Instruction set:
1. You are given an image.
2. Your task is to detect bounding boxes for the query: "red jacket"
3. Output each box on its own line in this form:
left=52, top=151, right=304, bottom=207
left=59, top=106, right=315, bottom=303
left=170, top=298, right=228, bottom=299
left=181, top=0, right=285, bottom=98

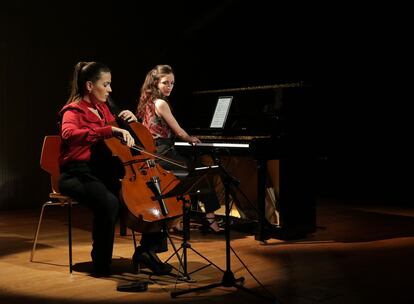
left=59, top=100, right=114, bottom=166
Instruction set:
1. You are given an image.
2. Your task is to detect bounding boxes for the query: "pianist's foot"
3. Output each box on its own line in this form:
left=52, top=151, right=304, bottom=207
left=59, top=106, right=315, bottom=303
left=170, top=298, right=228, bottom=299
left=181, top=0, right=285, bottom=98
left=200, top=214, right=224, bottom=234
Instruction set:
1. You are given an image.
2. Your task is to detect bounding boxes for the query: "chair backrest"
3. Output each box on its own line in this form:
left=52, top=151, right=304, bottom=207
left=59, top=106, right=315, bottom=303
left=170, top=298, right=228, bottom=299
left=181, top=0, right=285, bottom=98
left=40, top=135, right=61, bottom=193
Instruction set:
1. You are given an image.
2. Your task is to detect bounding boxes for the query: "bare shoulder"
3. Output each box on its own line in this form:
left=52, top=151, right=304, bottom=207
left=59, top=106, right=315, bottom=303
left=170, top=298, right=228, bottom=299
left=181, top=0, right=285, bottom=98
left=154, top=98, right=168, bottom=107
left=154, top=99, right=170, bottom=111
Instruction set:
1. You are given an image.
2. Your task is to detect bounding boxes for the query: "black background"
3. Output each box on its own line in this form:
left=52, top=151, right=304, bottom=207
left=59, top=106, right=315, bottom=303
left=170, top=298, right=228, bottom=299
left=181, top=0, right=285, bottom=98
left=0, top=1, right=411, bottom=209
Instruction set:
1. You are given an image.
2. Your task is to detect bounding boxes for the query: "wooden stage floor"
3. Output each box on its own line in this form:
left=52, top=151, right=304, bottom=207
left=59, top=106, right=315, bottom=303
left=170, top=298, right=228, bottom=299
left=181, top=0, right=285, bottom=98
left=0, top=198, right=413, bottom=304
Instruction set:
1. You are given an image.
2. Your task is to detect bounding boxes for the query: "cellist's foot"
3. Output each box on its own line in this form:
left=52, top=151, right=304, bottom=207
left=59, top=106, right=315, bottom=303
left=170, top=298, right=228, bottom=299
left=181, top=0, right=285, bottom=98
left=92, top=263, right=111, bottom=277
left=133, top=246, right=172, bottom=275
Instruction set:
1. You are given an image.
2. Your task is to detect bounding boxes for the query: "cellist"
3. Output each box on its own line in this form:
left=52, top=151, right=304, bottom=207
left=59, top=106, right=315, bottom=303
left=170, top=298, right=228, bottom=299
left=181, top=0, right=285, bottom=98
left=58, top=61, right=172, bottom=277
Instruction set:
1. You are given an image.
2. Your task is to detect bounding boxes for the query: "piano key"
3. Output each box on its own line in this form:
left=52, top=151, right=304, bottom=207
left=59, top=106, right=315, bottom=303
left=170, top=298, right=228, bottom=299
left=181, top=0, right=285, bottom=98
left=193, top=135, right=271, bottom=141
left=174, top=142, right=250, bottom=149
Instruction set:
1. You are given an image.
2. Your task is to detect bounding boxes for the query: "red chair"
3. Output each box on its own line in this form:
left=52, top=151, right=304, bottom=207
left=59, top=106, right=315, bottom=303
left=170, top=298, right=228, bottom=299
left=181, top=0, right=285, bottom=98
left=30, top=135, right=78, bottom=273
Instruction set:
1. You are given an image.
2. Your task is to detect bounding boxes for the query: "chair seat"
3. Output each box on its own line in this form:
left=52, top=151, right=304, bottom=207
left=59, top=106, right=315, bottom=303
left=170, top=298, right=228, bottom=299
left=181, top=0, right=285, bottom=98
left=49, top=192, right=78, bottom=204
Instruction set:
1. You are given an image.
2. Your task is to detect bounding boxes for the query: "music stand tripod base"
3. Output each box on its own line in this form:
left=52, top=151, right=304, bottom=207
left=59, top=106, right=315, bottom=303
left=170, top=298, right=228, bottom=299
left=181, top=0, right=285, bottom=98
left=170, top=158, right=280, bottom=303
left=160, top=166, right=224, bottom=284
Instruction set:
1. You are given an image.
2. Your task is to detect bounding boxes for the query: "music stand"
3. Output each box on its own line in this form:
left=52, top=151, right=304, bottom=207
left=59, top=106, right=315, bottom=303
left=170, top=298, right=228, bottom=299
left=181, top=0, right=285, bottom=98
left=170, top=157, right=281, bottom=303
left=159, top=165, right=225, bottom=282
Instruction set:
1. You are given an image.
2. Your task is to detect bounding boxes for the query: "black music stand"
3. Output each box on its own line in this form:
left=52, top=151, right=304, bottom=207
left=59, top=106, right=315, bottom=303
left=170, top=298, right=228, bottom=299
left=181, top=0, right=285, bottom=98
left=160, top=165, right=225, bottom=282
left=170, top=157, right=281, bottom=303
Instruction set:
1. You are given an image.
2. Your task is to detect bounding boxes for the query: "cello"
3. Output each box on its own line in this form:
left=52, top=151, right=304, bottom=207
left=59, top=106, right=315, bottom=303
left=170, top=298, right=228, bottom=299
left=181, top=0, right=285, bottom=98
left=104, top=99, right=188, bottom=233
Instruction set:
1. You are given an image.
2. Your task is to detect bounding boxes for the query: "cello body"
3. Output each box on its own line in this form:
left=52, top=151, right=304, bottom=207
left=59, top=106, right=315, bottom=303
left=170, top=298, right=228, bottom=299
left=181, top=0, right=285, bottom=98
left=105, top=121, right=184, bottom=232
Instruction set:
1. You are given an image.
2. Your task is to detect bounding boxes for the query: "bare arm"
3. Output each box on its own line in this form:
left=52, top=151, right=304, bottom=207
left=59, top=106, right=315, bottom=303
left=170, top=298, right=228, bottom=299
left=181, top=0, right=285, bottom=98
left=155, top=99, right=200, bottom=144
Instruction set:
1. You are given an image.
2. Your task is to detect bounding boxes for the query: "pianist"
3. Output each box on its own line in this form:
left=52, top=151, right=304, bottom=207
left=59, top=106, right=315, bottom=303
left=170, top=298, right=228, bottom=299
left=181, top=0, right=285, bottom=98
left=136, top=64, right=224, bottom=234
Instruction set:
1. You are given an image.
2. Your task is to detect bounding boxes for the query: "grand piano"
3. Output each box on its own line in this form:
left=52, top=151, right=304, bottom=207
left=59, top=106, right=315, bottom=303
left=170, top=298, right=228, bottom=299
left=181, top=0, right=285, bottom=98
left=174, top=82, right=316, bottom=241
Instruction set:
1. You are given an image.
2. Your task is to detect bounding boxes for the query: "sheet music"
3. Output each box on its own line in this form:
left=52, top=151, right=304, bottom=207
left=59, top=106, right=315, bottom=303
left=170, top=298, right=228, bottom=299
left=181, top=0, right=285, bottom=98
left=210, top=96, right=233, bottom=128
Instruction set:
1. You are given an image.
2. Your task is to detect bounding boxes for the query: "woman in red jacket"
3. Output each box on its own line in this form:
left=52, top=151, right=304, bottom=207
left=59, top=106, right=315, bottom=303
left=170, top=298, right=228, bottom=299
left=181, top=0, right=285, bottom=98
left=58, top=61, right=172, bottom=277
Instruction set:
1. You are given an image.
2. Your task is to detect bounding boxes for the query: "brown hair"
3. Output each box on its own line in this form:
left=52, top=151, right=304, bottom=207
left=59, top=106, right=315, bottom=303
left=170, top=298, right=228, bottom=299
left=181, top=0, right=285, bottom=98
left=66, top=61, right=111, bottom=104
left=136, top=64, right=173, bottom=119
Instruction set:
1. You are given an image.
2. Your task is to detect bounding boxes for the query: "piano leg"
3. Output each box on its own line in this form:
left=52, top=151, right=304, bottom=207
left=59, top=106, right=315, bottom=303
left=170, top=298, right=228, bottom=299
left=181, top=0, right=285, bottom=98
left=255, top=158, right=269, bottom=242
left=254, top=157, right=317, bottom=242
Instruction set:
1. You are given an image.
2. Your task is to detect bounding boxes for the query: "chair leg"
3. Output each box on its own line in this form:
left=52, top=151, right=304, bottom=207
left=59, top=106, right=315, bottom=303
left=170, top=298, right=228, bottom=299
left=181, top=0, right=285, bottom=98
left=31, top=203, right=48, bottom=261
left=68, top=202, right=73, bottom=274
left=30, top=201, right=61, bottom=262
left=31, top=200, right=75, bottom=274
left=120, top=217, right=127, bottom=236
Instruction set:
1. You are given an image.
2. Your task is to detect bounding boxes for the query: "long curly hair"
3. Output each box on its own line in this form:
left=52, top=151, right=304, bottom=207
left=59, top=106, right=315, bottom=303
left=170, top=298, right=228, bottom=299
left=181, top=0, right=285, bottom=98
left=136, top=64, right=173, bottom=119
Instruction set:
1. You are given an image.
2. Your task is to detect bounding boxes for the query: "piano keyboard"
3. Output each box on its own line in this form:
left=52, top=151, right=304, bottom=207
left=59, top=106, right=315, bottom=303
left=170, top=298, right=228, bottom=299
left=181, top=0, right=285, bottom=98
left=174, top=135, right=271, bottom=149
left=193, top=135, right=271, bottom=141
left=174, top=142, right=250, bottom=149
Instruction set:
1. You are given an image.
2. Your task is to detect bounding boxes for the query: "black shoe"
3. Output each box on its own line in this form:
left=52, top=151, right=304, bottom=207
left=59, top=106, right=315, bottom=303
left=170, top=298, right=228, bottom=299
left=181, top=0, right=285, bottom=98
left=117, top=281, right=148, bottom=292
left=92, top=264, right=111, bottom=277
left=132, top=247, right=173, bottom=275
left=91, top=250, right=111, bottom=277
left=199, top=217, right=225, bottom=235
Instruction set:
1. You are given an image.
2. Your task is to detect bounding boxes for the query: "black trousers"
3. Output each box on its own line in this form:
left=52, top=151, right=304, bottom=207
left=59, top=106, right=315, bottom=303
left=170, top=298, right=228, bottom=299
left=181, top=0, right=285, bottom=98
left=59, top=161, right=168, bottom=267
left=59, top=162, right=119, bottom=268
left=155, top=138, right=221, bottom=213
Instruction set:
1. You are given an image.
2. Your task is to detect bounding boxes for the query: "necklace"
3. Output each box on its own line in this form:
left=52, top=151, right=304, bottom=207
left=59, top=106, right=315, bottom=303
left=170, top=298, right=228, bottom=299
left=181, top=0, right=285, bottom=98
left=88, top=107, right=102, bottom=120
